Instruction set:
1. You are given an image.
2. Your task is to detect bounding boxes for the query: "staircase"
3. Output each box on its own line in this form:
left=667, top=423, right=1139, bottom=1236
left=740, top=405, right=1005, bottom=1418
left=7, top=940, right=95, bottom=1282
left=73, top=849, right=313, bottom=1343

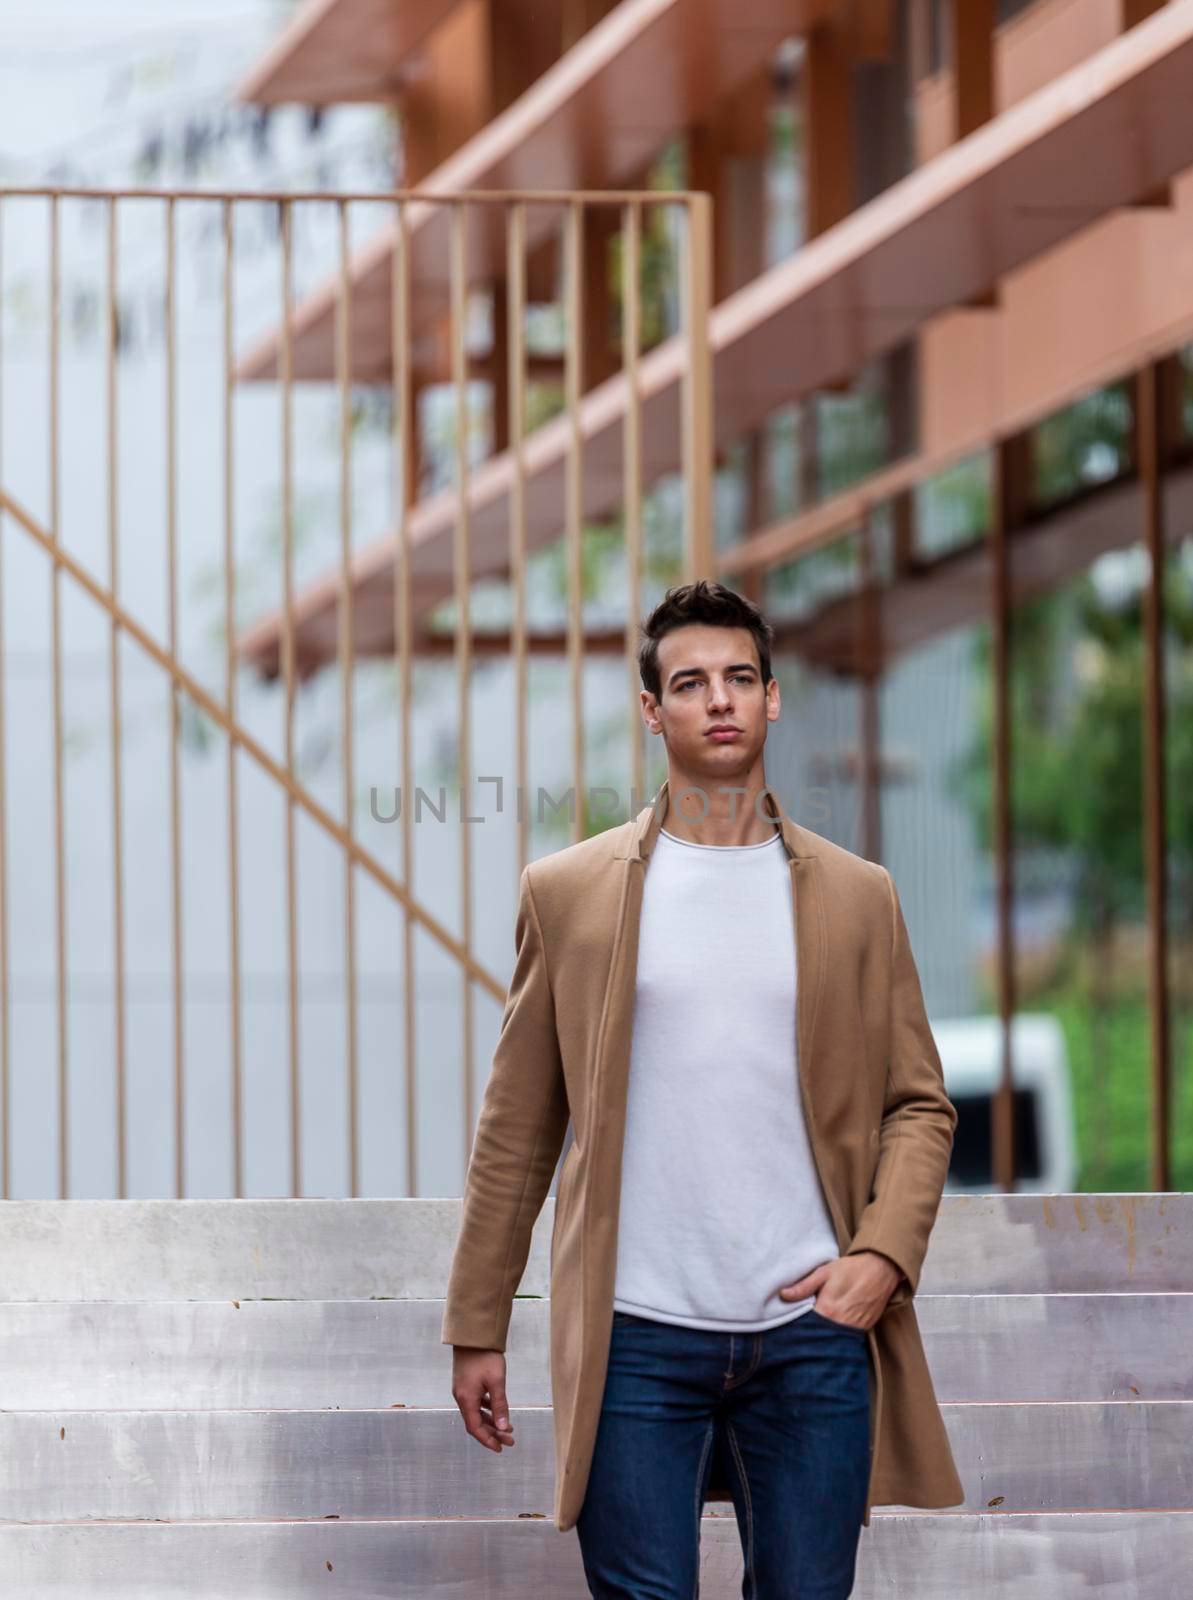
left=0, top=1193, right=1189, bottom=1595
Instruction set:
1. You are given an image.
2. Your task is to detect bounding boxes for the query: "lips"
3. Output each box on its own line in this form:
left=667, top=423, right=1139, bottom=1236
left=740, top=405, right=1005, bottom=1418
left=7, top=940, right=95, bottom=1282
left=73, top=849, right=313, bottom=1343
left=706, top=727, right=742, bottom=739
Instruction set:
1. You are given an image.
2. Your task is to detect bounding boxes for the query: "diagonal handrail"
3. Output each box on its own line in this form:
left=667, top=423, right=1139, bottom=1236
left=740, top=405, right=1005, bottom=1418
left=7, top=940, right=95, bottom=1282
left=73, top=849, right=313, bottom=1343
left=0, top=484, right=506, bottom=1003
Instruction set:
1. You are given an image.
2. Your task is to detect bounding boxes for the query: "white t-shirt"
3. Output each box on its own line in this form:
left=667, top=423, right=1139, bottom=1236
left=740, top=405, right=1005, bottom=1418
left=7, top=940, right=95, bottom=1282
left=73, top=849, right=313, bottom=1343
left=611, top=825, right=841, bottom=1331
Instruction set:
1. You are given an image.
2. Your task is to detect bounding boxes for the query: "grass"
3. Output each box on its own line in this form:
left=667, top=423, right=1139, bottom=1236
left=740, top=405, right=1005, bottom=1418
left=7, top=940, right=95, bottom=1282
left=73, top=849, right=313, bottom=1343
left=1035, top=984, right=1193, bottom=1190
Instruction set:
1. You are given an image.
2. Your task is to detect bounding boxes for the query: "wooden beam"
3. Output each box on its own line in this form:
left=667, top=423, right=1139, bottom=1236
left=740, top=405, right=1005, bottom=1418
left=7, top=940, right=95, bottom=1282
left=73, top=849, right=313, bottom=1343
left=491, top=0, right=558, bottom=113
left=990, top=432, right=1018, bottom=1193
left=689, top=63, right=773, bottom=299
left=998, top=429, right=1035, bottom=530
left=686, top=122, right=726, bottom=299
left=1134, top=361, right=1172, bottom=1192
left=845, top=0, right=898, bottom=61
left=681, top=194, right=715, bottom=582
left=721, top=61, right=774, bottom=159
left=581, top=204, right=621, bottom=389
left=890, top=489, right=916, bottom=576
left=952, top=0, right=995, bottom=138
left=398, top=0, right=494, bottom=185
left=736, top=429, right=769, bottom=604
left=1130, top=179, right=1175, bottom=208
left=804, top=21, right=854, bottom=238
left=561, top=0, right=619, bottom=53
left=1122, top=0, right=1168, bottom=27
left=490, top=278, right=510, bottom=454
left=399, top=0, right=566, bottom=186
left=856, top=511, right=883, bottom=862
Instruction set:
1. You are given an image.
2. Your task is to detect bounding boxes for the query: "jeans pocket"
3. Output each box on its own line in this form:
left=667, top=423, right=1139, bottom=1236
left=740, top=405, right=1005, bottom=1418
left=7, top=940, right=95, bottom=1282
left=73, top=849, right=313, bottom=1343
left=808, top=1305, right=868, bottom=1336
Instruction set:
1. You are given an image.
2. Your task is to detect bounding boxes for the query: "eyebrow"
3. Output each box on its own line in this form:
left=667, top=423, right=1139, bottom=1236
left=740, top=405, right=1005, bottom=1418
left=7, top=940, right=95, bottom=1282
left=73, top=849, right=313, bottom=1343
left=667, top=663, right=758, bottom=688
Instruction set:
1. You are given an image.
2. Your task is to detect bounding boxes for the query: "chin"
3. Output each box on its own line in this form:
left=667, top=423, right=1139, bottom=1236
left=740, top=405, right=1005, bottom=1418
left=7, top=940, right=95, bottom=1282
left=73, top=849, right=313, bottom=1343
left=693, top=744, right=753, bottom=770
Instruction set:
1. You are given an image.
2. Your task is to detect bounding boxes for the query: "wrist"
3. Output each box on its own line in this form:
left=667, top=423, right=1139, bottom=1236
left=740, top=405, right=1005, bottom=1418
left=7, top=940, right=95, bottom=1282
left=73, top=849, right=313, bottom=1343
left=857, top=1249, right=904, bottom=1285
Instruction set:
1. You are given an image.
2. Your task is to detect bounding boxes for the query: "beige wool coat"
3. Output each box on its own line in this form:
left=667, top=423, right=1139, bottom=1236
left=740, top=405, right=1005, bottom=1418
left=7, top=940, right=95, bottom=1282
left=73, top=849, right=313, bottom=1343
left=441, top=779, right=965, bottom=1533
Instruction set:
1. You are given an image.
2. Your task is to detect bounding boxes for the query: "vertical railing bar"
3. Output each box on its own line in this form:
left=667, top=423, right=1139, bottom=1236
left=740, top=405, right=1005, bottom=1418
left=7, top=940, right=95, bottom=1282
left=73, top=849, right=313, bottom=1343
left=107, top=196, right=127, bottom=1200
left=280, top=198, right=300, bottom=1198
left=990, top=440, right=1016, bottom=1193
left=0, top=475, right=509, bottom=986
left=856, top=509, right=882, bottom=863
left=48, top=194, right=70, bottom=1199
left=622, top=199, right=643, bottom=814
left=564, top=200, right=585, bottom=844
left=337, top=196, right=360, bottom=1197
left=507, top=202, right=528, bottom=885
left=392, top=198, right=417, bottom=1197
left=450, top=201, right=475, bottom=1162
left=165, top=195, right=185, bottom=1199
left=223, top=198, right=244, bottom=1198
left=1136, top=362, right=1172, bottom=1191
left=680, top=193, right=714, bottom=585
left=0, top=196, right=9, bottom=1198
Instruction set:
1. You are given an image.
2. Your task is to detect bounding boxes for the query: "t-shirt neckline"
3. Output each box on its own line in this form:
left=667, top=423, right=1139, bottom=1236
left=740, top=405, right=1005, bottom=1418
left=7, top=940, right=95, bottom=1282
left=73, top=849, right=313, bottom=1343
left=659, top=827, right=783, bottom=852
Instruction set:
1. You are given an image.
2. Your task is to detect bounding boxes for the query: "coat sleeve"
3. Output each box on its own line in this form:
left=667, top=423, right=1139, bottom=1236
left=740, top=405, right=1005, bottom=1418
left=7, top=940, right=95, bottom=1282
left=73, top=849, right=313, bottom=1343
left=440, top=864, right=570, bottom=1352
left=844, top=866, right=957, bottom=1303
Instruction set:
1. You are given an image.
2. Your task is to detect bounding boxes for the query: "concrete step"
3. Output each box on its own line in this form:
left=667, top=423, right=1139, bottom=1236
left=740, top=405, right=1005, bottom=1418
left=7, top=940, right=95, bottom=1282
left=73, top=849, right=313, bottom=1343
left=1, top=1292, right=1188, bottom=1408
left=1, top=1401, right=1189, bottom=1521
left=0, top=1512, right=1188, bottom=1597
left=0, top=1193, right=1188, bottom=1300
left=1, top=1195, right=1186, bottom=1597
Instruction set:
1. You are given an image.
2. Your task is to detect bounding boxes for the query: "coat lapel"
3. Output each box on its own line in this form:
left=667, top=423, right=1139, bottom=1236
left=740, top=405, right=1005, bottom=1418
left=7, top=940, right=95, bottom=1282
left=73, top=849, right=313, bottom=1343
left=613, top=775, right=817, bottom=863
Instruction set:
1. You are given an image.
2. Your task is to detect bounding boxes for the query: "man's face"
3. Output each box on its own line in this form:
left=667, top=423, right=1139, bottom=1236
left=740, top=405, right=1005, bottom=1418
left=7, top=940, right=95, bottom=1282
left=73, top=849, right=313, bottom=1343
left=643, top=624, right=780, bottom=785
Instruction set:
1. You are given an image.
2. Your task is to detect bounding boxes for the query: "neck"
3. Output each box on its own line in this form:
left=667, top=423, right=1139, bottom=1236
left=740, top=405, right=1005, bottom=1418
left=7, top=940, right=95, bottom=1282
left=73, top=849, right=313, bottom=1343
left=659, top=764, right=778, bottom=849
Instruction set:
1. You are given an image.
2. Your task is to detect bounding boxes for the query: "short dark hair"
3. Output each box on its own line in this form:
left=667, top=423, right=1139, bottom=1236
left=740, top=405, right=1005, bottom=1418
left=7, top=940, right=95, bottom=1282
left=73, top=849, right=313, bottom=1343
left=637, top=579, right=775, bottom=699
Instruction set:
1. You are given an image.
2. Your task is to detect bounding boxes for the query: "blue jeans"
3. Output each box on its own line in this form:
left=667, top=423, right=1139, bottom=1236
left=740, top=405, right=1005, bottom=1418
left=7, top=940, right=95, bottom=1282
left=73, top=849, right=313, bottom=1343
left=574, top=1305, right=871, bottom=1599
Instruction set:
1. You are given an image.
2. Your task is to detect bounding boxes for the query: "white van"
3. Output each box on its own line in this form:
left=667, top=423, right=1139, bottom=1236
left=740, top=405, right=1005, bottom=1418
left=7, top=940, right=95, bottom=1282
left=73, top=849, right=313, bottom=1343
left=930, top=1013, right=1077, bottom=1193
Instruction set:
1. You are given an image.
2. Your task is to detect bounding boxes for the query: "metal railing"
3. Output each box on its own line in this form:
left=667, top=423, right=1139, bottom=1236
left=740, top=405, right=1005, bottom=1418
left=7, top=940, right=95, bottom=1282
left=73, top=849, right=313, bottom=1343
left=0, top=185, right=715, bottom=1200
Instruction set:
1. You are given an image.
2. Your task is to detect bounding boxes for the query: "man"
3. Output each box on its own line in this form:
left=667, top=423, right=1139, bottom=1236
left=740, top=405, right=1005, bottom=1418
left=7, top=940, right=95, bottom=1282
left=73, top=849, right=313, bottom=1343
left=442, top=580, right=964, bottom=1597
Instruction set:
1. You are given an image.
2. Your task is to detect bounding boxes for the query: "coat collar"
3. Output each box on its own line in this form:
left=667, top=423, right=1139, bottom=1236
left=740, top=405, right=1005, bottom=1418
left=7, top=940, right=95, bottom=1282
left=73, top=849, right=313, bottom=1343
left=614, top=776, right=817, bottom=862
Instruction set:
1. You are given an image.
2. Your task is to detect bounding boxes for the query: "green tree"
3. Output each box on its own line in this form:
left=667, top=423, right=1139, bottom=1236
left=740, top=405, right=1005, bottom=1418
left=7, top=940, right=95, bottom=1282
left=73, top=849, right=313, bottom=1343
left=947, top=544, right=1193, bottom=1187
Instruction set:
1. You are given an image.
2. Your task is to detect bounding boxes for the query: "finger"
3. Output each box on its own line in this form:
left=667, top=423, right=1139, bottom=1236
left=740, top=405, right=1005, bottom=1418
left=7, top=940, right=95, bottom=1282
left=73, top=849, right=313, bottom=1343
left=479, top=1406, right=515, bottom=1434
left=781, top=1266, right=827, bottom=1299
left=457, top=1389, right=504, bottom=1452
left=479, top=1401, right=516, bottom=1443
left=455, top=1388, right=487, bottom=1442
left=488, top=1382, right=515, bottom=1440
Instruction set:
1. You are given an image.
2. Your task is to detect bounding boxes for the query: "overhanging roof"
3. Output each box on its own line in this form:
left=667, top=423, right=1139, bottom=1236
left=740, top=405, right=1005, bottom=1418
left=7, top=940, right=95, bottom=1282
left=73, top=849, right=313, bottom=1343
left=233, top=0, right=836, bottom=383
left=234, top=1, right=1193, bottom=677
left=235, top=0, right=457, bottom=107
